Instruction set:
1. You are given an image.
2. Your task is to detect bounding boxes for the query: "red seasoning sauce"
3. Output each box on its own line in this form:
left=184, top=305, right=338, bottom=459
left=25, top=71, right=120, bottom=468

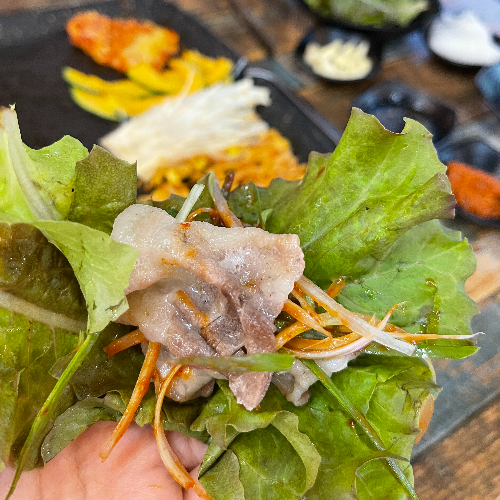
left=447, top=160, right=500, bottom=219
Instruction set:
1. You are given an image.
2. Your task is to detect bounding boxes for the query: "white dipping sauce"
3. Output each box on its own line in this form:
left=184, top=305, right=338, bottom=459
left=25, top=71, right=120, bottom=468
left=428, top=11, right=500, bottom=66
left=303, top=38, right=373, bottom=81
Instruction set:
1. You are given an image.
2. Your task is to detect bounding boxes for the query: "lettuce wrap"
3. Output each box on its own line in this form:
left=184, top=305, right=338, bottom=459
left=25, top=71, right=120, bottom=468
left=0, top=106, right=477, bottom=500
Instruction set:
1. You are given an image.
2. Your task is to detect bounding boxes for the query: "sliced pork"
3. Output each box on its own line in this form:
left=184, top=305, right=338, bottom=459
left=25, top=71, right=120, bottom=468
left=112, top=204, right=305, bottom=409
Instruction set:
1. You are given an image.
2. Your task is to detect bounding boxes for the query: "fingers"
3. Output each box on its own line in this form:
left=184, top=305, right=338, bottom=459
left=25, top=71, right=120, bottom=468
left=184, top=465, right=209, bottom=500
left=0, top=421, right=209, bottom=500
left=166, top=431, right=208, bottom=471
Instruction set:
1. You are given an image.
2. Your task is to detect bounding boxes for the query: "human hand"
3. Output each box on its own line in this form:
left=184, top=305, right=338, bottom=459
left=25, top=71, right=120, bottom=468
left=0, top=421, right=208, bottom=500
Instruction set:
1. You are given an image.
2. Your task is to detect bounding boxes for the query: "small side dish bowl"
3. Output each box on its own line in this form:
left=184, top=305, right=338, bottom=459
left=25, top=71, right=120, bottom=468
left=426, top=11, right=500, bottom=70
left=437, top=137, right=500, bottom=227
left=298, top=0, right=440, bottom=41
left=295, top=26, right=383, bottom=83
left=475, top=62, right=500, bottom=120
left=352, top=80, right=456, bottom=143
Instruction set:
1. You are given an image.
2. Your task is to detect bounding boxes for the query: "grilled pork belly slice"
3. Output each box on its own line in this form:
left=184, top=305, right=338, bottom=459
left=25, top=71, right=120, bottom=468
left=112, top=204, right=305, bottom=409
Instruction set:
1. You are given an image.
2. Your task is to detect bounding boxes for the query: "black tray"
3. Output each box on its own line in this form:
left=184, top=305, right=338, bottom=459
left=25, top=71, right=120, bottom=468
left=0, top=0, right=245, bottom=151
left=241, top=66, right=341, bottom=161
left=352, top=80, right=456, bottom=143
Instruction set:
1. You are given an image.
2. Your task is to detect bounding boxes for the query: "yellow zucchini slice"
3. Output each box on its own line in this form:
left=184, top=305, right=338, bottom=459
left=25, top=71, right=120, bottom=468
left=127, top=62, right=185, bottom=94
left=62, top=67, right=153, bottom=98
left=181, top=50, right=233, bottom=85
left=69, top=87, right=166, bottom=121
left=69, top=87, right=124, bottom=121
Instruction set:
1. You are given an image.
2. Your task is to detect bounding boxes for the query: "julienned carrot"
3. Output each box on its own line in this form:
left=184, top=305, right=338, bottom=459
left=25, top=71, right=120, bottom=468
left=100, top=341, right=161, bottom=461
left=104, top=328, right=148, bottom=356
left=282, top=299, right=331, bottom=338
left=275, top=321, right=311, bottom=350
left=154, top=365, right=214, bottom=500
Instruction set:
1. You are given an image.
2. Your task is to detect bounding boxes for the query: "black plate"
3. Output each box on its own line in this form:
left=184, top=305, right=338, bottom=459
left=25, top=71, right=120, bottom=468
left=352, top=80, right=456, bottom=143
left=437, top=137, right=500, bottom=227
left=0, top=0, right=245, bottom=151
left=295, top=25, right=382, bottom=83
left=298, top=0, right=440, bottom=40
left=475, top=62, right=500, bottom=120
left=241, top=66, right=341, bottom=161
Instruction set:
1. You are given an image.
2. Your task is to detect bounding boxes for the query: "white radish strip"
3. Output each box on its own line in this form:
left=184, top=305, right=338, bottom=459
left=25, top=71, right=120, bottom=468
left=283, top=336, right=372, bottom=359
left=0, top=290, right=86, bottom=333
left=296, top=276, right=415, bottom=356
left=175, top=184, right=205, bottom=222
left=318, top=311, right=481, bottom=340
left=154, top=366, right=213, bottom=500
left=391, top=332, right=482, bottom=340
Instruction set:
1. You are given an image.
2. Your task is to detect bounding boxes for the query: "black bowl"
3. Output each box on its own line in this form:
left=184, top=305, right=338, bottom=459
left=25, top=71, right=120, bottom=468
left=437, top=137, right=500, bottom=227
left=295, top=26, right=383, bottom=83
left=352, top=80, right=456, bottom=143
left=475, top=62, right=500, bottom=120
left=298, top=0, right=440, bottom=40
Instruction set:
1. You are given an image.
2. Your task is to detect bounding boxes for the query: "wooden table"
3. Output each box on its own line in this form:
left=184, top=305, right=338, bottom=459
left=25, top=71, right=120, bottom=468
left=3, top=0, right=500, bottom=498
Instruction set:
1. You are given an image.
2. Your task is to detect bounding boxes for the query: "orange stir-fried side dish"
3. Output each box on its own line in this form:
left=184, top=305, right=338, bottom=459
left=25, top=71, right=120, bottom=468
left=144, top=129, right=307, bottom=199
left=66, top=11, right=180, bottom=72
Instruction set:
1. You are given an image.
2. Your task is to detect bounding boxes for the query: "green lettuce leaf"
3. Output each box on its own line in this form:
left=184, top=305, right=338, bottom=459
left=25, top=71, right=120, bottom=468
left=0, top=308, right=79, bottom=469
left=263, top=109, right=455, bottom=288
left=196, top=355, right=437, bottom=500
left=0, top=107, right=88, bottom=221
left=304, top=0, right=429, bottom=27
left=229, top=109, right=476, bottom=345
left=67, top=145, right=137, bottom=234
left=338, top=220, right=478, bottom=338
left=39, top=323, right=210, bottom=462
left=0, top=108, right=139, bottom=335
left=194, top=381, right=321, bottom=500
left=0, top=108, right=138, bottom=483
left=32, top=220, right=137, bottom=334
left=0, top=224, right=86, bottom=469
left=40, top=397, right=122, bottom=463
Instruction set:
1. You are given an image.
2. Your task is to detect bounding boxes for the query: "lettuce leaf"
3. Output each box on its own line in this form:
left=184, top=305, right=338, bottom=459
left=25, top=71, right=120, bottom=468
left=0, top=107, right=138, bottom=484
left=67, top=145, right=137, bottom=234
left=196, top=356, right=438, bottom=500
left=31, top=220, right=137, bottom=334
left=0, top=108, right=88, bottom=221
left=230, top=110, right=476, bottom=343
left=338, top=220, right=478, bottom=338
left=304, top=0, right=429, bottom=27
left=194, top=381, right=321, bottom=500
left=0, top=224, right=85, bottom=469
left=0, top=107, right=139, bottom=334
left=0, top=105, right=478, bottom=500
left=263, top=109, right=455, bottom=287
